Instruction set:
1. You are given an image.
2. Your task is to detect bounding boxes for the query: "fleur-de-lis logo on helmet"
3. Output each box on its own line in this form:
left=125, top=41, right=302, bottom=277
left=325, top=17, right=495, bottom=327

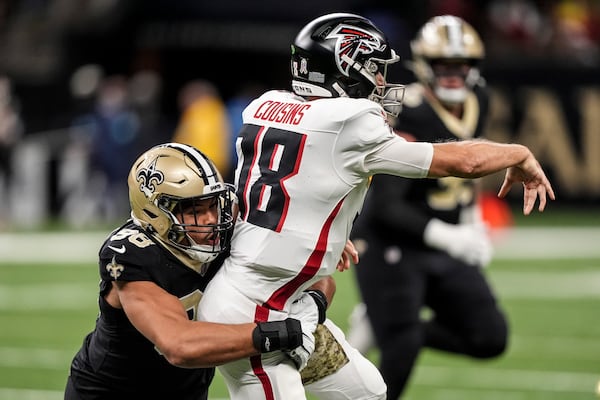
left=326, top=24, right=386, bottom=77
left=136, top=157, right=164, bottom=198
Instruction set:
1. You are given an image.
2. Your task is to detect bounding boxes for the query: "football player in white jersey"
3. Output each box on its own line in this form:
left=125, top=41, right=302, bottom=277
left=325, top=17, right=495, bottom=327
left=197, top=12, right=554, bottom=400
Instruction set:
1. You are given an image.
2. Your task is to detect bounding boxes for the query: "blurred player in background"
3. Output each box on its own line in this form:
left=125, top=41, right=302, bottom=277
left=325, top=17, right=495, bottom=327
left=0, top=75, right=23, bottom=226
left=173, top=80, right=233, bottom=180
left=195, top=12, right=553, bottom=400
left=347, top=15, right=509, bottom=399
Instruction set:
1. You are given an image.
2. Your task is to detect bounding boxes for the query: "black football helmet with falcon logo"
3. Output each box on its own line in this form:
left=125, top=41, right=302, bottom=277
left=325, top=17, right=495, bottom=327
left=291, top=12, right=405, bottom=116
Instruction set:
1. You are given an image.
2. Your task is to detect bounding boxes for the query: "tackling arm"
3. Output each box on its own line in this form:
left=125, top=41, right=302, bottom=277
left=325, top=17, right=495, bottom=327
left=114, top=281, right=302, bottom=368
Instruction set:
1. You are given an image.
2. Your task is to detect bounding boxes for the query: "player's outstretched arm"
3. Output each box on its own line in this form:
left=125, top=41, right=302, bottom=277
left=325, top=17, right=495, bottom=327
left=115, top=281, right=305, bottom=368
left=428, top=140, right=555, bottom=214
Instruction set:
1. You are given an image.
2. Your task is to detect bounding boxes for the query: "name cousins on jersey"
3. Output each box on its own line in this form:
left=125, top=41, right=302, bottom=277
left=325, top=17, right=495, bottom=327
left=253, top=100, right=311, bottom=125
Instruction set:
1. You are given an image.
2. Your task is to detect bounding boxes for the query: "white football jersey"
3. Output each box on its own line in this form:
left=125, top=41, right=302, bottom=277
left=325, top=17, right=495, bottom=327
left=211, top=90, right=433, bottom=312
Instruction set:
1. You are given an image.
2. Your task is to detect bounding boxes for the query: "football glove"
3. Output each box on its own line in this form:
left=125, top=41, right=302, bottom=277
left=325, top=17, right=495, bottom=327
left=424, top=218, right=493, bottom=267
left=285, top=291, right=319, bottom=371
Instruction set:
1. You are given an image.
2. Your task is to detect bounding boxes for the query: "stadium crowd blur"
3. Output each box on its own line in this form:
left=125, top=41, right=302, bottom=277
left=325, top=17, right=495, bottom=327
left=0, top=0, right=599, bottom=229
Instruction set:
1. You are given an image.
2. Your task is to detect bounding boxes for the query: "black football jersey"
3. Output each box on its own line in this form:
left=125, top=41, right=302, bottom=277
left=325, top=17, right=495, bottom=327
left=68, top=220, right=224, bottom=400
left=352, top=83, right=489, bottom=248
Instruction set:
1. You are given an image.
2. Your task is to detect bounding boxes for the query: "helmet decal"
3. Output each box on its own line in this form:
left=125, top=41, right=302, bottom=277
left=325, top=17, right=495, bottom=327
left=165, top=142, right=220, bottom=188
left=326, top=24, right=386, bottom=76
left=444, top=17, right=466, bottom=54
left=136, top=157, right=164, bottom=198
left=299, top=57, right=309, bottom=75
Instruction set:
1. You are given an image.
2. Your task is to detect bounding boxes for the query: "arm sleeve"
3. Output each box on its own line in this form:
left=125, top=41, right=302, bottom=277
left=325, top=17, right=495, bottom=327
left=363, top=136, right=433, bottom=178
left=335, top=104, right=433, bottom=180
left=364, top=174, right=432, bottom=240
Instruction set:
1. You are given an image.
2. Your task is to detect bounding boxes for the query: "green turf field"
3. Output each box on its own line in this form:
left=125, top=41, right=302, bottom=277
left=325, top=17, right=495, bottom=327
left=1, top=208, right=599, bottom=399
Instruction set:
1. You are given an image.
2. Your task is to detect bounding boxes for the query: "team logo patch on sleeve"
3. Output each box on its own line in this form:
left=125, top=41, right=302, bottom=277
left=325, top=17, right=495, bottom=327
left=106, top=256, right=125, bottom=280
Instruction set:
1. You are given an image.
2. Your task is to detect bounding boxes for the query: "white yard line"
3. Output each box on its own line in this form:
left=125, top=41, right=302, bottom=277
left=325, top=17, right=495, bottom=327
left=0, top=232, right=107, bottom=264
left=0, top=283, right=96, bottom=310
left=0, top=388, right=229, bottom=400
left=1, top=267, right=598, bottom=312
left=491, top=227, right=600, bottom=259
left=491, top=270, right=600, bottom=299
left=0, top=388, right=65, bottom=400
left=413, top=365, right=598, bottom=394
left=0, top=343, right=595, bottom=395
left=0, top=347, right=72, bottom=369
left=1, top=227, right=599, bottom=264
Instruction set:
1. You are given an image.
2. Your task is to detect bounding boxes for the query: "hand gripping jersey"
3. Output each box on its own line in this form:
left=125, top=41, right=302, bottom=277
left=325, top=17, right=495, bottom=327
left=199, top=90, right=433, bottom=319
left=67, top=220, right=223, bottom=400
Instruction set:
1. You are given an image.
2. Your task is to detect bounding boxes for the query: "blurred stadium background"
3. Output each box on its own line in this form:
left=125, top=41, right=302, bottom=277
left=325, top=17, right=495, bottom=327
left=0, top=0, right=599, bottom=399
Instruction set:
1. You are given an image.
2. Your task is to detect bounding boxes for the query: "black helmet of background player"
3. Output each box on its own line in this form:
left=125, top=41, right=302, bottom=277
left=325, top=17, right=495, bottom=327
left=128, top=143, right=235, bottom=271
left=411, top=15, right=484, bottom=105
left=291, top=12, right=405, bottom=117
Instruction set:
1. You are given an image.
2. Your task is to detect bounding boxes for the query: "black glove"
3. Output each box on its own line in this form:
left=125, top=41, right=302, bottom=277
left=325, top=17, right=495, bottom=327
left=252, top=318, right=303, bottom=353
left=304, top=289, right=328, bottom=324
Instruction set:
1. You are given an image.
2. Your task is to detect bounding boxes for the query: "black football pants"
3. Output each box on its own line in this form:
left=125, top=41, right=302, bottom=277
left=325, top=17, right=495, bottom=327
left=354, top=239, right=508, bottom=400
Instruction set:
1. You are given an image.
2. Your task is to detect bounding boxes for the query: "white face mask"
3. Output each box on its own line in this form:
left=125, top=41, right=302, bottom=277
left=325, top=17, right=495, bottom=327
left=431, top=65, right=481, bottom=105
left=185, top=244, right=220, bottom=263
left=434, top=86, right=467, bottom=104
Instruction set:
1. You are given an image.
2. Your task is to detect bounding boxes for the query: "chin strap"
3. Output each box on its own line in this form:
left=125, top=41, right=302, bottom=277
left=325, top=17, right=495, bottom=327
left=331, top=82, right=349, bottom=97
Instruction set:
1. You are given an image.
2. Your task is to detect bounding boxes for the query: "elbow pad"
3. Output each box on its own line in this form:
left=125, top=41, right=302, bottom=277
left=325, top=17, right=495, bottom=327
left=252, top=319, right=302, bottom=353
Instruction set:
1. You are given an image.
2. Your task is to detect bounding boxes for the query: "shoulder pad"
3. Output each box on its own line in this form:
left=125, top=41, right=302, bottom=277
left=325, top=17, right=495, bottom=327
left=100, top=223, right=158, bottom=263
left=315, top=97, right=385, bottom=121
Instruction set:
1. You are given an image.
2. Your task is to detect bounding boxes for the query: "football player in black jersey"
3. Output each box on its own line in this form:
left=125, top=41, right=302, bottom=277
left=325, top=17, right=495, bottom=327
left=64, top=142, right=331, bottom=400
left=348, top=16, right=509, bottom=399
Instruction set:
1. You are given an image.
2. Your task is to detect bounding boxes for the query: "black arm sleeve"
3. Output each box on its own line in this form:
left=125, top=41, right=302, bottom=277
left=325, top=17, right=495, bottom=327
left=362, top=174, right=431, bottom=241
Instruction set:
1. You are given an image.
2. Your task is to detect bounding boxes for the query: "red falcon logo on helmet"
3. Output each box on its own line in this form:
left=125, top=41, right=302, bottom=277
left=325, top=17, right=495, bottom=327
left=326, top=24, right=386, bottom=76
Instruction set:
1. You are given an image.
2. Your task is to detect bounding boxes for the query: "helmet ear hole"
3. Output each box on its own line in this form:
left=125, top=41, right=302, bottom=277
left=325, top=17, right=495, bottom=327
left=143, top=209, right=158, bottom=219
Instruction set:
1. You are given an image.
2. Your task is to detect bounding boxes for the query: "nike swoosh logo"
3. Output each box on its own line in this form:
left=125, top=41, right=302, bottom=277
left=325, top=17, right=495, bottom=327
left=108, top=245, right=126, bottom=254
